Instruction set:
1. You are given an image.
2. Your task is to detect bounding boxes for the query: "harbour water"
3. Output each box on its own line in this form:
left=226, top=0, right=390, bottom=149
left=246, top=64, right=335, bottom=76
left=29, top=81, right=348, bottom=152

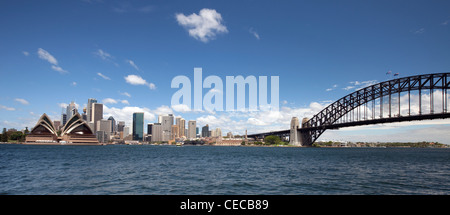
left=0, top=144, right=449, bottom=195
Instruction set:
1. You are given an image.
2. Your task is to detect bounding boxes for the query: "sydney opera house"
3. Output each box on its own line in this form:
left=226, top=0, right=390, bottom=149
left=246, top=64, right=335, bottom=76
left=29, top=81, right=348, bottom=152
left=25, top=113, right=100, bottom=145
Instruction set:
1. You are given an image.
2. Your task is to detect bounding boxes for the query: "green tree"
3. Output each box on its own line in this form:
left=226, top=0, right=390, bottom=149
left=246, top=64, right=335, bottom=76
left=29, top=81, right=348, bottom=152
left=264, top=135, right=281, bottom=145
left=1, top=128, right=7, bottom=142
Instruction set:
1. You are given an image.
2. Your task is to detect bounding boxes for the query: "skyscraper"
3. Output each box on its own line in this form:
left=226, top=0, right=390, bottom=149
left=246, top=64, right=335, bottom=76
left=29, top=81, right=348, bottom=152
left=66, top=101, right=77, bottom=120
left=188, top=120, right=196, bottom=139
left=92, top=103, right=103, bottom=133
left=87, top=98, right=97, bottom=123
left=202, top=124, right=210, bottom=137
left=160, top=114, right=174, bottom=141
left=132, top=112, right=144, bottom=141
left=148, top=123, right=162, bottom=142
left=107, top=116, right=116, bottom=133
left=176, top=118, right=186, bottom=138
left=117, top=121, right=125, bottom=132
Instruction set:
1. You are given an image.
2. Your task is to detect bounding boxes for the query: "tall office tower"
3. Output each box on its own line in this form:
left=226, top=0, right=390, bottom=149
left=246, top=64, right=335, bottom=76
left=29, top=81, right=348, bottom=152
left=82, top=107, right=87, bottom=121
left=92, top=103, right=103, bottom=133
left=160, top=114, right=174, bottom=141
left=107, top=116, right=116, bottom=133
left=176, top=118, right=186, bottom=138
left=123, top=126, right=130, bottom=137
left=202, top=124, right=210, bottom=137
left=212, top=128, right=222, bottom=138
left=61, top=113, right=67, bottom=127
left=187, top=120, right=196, bottom=139
left=53, top=121, right=61, bottom=131
left=149, top=123, right=162, bottom=142
left=132, top=112, right=144, bottom=141
left=175, top=117, right=181, bottom=138
left=96, top=119, right=112, bottom=143
left=66, top=101, right=77, bottom=120
left=117, top=121, right=125, bottom=132
left=171, top=125, right=179, bottom=140
left=87, top=98, right=97, bottom=123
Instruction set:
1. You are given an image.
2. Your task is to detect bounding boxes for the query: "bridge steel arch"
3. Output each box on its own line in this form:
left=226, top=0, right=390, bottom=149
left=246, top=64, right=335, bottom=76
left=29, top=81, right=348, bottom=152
left=299, top=73, right=450, bottom=146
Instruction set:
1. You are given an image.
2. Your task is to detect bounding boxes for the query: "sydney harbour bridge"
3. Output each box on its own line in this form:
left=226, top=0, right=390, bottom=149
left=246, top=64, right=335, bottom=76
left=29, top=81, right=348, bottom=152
left=247, top=73, right=450, bottom=146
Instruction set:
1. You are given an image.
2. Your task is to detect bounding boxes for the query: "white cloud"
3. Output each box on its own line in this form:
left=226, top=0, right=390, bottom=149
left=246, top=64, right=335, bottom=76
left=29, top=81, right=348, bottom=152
left=126, top=59, right=140, bottom=71
left=71, top=82, right=77, bottom=86
left=343, top=80, right=377, bottom=91
left=14, top=98, right=29, bottom=105
left=94, top=49, right=112, bottom=61
left=23, top=51, right=29, bottom=56
left=103, top=98, right=118, bottom=104
left=37, top=48, right=58, bottom=65
left=172, top=104, right=191, bottom=113
left=102, top=98, right=129, bottom=105
left=120, top=92, right=131, bottom=97
left=37, top=48, right=69, bottom=74
left=249, top=28, right=260, bottom=40
left=51, top=65, right=68, bottom=74
left=97, top=72, right=111, bottom=80
left=175, top=8, right=228, bottom=43
left=0, top=105, right=15, bottom=111
left=124, top=74, right=156, bottom=90
left=414, top=28, right=425, bottom=34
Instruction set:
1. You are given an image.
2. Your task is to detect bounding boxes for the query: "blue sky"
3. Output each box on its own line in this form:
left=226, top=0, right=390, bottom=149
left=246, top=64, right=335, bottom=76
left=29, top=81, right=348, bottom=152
left=1, top=0, right=450, bottom=143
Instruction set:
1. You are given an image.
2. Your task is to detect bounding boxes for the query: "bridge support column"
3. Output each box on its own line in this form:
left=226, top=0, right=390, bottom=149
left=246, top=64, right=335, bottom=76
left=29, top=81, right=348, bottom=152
left=290, top=117, right=301, bottom=146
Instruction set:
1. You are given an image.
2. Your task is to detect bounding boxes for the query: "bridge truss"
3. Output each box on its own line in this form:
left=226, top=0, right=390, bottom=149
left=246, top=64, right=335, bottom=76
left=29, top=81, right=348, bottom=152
left=302, top=73, right=450, bottom=145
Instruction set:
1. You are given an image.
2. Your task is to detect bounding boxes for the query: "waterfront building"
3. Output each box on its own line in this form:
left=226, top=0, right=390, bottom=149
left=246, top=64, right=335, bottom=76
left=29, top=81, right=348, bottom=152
left=148, top=123, right=162, bottom=142
left=160, top=114, right=174, bottom=141
left=91, top=103, right=103, bottom=133
left=107, top=116, right=116, bottom=133
left=87, top=98, right=97, bottom=123
left=97, top=119, right=112, bottom=134
left=26, top=113, right=99, bottom=145
left=117, top=121, right=125, bottom=132
left=132, top=112, right=144, bottom=141
left=187, top=120, right=196, bottom=139
left=66, top=101, right=77, bottom=120
left=202, top=124, right=210, bottom=137
left=171, top=125, right=179, bottom=141
left=123, top=126, right=130, bottom=137
left=53, top=120, right=61, bottom=131
left=176, top=117, right=186, bottom=138
left=61, top=113, right=67, bottom=127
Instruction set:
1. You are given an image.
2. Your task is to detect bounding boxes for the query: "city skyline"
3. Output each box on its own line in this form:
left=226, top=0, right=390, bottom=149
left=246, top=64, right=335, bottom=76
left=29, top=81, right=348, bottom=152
left=1, top=1, right=450, bottom=143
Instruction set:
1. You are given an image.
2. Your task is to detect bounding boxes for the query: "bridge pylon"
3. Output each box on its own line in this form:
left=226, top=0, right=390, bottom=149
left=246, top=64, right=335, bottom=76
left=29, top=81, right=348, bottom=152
left=290, top=117, right=313, bottom=146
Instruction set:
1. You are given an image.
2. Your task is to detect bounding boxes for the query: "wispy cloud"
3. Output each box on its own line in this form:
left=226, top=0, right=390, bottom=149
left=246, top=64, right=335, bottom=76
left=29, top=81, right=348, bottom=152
left=343, top=80, right=378, bottom=91
left=94, top=49, right=112, bottom=60
left=414, top=28, right=425, bottom=34
left=22, top=51, right=29, bottom=56
left=441, top=20, right=449, bottom=25
left=326, top=84, right=338, bottom=92
left=119, top=92, right=131, bottom=97
left=249, top=28, right=260, bottom=40
left=126, top=59, right=140, bottom=71
left=0, top=105, right=15, bottom=111
left=175, top=8, right=228, bottom=43
left=37, top=48, right=68, bottom=74
left=51, top=65, right=68, bottom=74
left=37, top=48, right=58, bottom=65
left=97, top=72, right=111, bottom=80
left=94, top=49, right=118, bottom=66
left=71, top=81, right=77, bottom=86
left=14, top=98, right=29, bottom=105
left=124, top=74, right=156, bottom=90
